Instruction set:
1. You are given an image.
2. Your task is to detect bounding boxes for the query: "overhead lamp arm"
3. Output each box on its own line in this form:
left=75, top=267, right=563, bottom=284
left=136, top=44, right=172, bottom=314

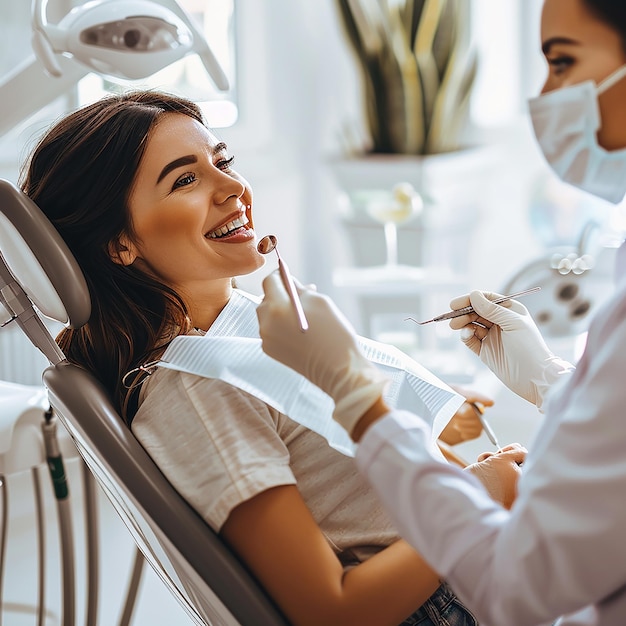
left=0, top=55, right=88, bottom=138
left=157, top=0, right=229, bottom=91
left=31, top=0, right=64, bottom=77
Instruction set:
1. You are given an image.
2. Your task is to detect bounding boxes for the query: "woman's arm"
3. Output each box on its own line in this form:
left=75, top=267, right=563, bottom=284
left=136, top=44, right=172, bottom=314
left=221, top=483, right=441, bottom=626
left=137, top=373, right=439, bottom=625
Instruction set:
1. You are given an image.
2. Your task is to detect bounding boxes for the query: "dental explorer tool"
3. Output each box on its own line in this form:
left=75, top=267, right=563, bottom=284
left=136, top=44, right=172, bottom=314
left=405, top=286, right=542, bottom=325
left=258, top=235, right=309, bottom=332
left=470, top=401, right=500, bottom=449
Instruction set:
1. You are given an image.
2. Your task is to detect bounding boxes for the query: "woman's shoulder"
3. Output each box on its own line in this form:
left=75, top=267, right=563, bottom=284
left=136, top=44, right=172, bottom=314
left=134, top=367, right=338, bottom=466
left=131, top=367, right=298, bottom=531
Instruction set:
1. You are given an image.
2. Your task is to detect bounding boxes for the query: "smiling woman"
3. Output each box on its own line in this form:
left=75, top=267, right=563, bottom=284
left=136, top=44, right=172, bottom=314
left=110, top=113, right=260, bottom=327
left=16, top=90, right=525, bottom=626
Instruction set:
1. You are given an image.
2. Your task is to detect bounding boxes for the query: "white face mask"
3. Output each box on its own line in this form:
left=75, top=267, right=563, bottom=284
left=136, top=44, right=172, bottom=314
left=529, top=65, right=626, bottom=204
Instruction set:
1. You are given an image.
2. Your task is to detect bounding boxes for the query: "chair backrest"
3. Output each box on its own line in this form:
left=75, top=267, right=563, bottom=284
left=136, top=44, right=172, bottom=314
left=0, top=179, right=290, bottom=626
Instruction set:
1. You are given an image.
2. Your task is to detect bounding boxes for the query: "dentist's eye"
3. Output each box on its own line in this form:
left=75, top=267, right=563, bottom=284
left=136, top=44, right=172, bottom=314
left=216, top=156, right=235, bottom=172
left=173, top=172, right=196, bottom=190
left=547, top=56, right=574, bottom=75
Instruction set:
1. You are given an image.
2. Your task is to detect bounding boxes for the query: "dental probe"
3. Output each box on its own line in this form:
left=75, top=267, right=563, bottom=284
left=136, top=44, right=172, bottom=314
left=470, top=402, right=500, bottom=449
left=258, top=235, right=309, bottom=332
left=405, top=286, right=542, bottom=325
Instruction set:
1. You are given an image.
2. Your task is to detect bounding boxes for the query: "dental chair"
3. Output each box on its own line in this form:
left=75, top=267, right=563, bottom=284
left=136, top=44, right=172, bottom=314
left=0, top=179, right=290, bottom=626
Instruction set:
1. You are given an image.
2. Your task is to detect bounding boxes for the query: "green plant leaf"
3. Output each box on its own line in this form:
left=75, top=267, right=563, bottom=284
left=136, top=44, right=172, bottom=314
left=335, top=0, right=476, bottom=155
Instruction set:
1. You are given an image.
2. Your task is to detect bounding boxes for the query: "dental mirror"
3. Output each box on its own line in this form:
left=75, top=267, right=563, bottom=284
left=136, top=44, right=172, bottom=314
left=257, top=234, right=277, bottom=255
left=257, top=235, right=308, bottom=332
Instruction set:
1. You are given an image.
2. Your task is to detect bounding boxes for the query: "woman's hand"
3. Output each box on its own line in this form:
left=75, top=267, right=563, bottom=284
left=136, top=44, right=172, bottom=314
left=464, top=444, right=527, bottom=509
left=439, top=385, right=495, bottom=446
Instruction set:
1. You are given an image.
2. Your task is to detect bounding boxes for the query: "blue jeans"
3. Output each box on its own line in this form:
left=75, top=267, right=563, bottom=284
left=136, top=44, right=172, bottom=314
left=400, top=582, right=478, bottom=626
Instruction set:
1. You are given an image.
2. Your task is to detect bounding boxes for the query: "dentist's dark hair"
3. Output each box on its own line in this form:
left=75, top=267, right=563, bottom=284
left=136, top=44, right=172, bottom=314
left=20, top=91, right=204, bottom=423
left=583, top=1, right=626, bottom=51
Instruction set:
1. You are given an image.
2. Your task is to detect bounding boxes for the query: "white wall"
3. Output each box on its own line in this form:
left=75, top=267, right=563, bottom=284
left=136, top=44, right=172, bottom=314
left=229, top=0, right=555, bottom=307
left=228, top=0, right=621, bottom=341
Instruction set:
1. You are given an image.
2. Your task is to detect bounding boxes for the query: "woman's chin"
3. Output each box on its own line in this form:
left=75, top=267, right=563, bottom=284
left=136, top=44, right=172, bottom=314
left=237, top=254, right=266, bottom=277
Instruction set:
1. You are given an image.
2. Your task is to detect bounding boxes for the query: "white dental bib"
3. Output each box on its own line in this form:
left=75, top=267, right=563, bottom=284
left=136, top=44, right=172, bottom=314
left=157, top=290, right=463, bottom=456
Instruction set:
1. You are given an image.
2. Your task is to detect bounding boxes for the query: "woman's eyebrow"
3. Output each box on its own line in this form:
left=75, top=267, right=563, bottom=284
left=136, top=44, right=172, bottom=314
left=542, top=36, right=580, bottom=55
left=157, top=155, right=198, bottom=184
left=155, top=143, right=229, bottom=185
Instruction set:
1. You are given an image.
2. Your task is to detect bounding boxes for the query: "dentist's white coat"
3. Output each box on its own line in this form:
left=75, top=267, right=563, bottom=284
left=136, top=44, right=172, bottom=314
left=356, top=242, right=626, bottom=626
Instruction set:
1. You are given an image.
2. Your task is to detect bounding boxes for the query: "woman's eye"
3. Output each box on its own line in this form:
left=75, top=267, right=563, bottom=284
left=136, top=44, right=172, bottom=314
left=216, top=156, right=235, bottom=172
left=547, top=56, right=574, bottom=75
left=173, top=172, right=196, bottom=190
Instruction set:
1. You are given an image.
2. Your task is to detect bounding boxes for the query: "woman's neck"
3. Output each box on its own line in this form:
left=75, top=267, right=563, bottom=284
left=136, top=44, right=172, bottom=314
left=186, top=280, right=234, bottom=332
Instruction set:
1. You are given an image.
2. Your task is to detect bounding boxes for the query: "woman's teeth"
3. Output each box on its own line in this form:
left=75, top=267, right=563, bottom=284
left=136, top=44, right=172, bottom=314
left=206, top=215, right=249, bottom=239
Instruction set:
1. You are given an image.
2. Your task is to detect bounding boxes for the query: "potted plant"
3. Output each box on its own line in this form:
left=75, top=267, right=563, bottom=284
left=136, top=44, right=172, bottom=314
left=335, top=0, right=477, bottom=157
left=330, top=0, right=493, bottom=265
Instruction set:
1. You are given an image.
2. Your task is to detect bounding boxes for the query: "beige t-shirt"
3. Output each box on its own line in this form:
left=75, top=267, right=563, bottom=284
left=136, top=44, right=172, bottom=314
left=132, top=367, right=399, bottom=566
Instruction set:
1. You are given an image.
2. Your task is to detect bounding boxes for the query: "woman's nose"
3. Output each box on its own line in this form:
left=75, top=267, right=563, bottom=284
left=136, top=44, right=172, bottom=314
left=215, top=170, right=246, bottom=204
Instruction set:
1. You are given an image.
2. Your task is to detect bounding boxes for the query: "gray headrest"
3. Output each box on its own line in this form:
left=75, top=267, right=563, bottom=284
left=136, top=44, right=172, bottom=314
left=0, top=179, right=90, bottom=328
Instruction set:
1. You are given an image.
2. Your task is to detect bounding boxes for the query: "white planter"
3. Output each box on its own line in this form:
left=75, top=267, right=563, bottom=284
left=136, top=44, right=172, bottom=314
left=328, top=146, right=496, bottom=270
left=329, top=147, right=495, bottom=219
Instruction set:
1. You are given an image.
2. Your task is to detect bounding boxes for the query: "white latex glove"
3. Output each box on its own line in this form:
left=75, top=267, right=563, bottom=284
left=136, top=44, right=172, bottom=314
left=449, top=290, right=575, bottom=410
left=257, top=272, right=389, bottom=436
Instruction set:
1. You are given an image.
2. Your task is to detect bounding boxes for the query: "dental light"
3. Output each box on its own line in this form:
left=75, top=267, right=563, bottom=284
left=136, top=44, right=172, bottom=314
left=502, top=221, right=617, bottom=340
left=32, top=0, right=228, bottom=86
left=0, top=0, right=230, bottom=137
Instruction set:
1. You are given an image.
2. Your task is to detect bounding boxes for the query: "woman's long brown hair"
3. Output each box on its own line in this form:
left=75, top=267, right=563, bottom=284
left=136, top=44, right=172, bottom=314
left=20, top=91, right=205, bottom=424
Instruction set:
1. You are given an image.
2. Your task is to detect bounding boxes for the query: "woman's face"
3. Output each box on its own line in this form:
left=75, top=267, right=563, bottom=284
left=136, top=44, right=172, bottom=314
left=540, top=0, right=626, bottom=150
left=123, top=113, right=264, bottom=299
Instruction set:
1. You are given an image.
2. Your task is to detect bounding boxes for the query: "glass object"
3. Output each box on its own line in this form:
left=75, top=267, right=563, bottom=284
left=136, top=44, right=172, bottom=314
left=365, top=182, right=424, bottom=268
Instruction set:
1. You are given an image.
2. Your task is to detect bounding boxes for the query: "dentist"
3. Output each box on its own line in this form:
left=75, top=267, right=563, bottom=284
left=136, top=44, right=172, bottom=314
left=257, top=1, right=626, bottom=624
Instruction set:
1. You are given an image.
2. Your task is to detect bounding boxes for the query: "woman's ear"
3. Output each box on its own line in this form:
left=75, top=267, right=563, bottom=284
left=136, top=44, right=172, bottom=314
left=108, top=234, right=138, bottom=266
